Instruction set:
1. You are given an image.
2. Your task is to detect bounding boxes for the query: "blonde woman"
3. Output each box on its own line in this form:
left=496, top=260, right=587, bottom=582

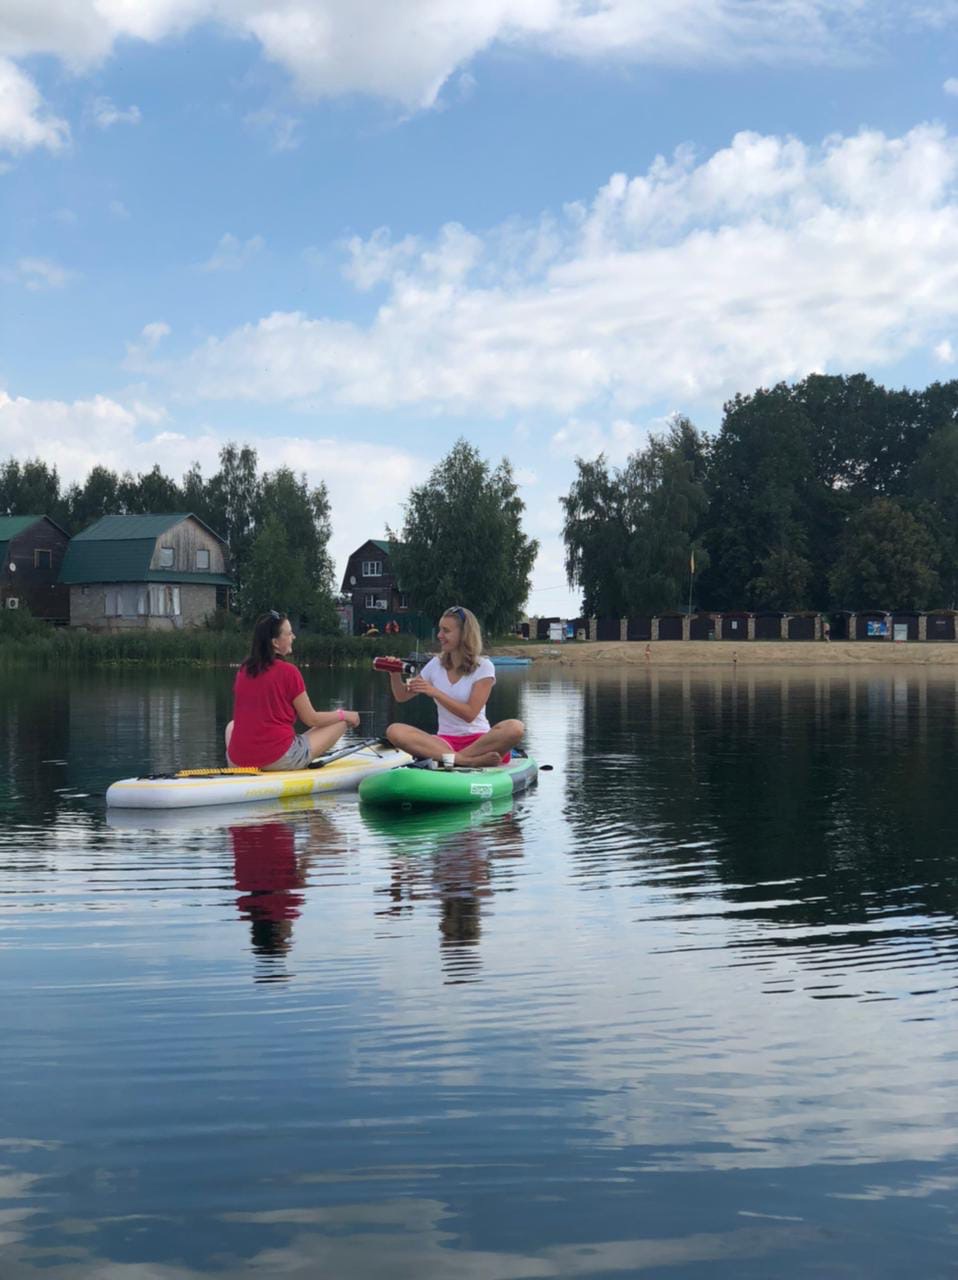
left=381, top=606, right=524, bottom=767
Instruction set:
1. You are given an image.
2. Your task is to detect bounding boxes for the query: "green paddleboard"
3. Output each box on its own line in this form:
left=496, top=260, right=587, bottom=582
left=358, top=755, right=538, bottom=810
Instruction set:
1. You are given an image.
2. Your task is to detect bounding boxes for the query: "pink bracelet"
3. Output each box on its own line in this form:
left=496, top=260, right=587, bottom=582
left=336, top=708, right=345, bottom=721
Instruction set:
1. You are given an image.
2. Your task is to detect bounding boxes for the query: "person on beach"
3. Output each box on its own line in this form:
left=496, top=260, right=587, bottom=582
left=225, top=611, right=360, bottom=770
left=379, top=605, right=524, bottom=767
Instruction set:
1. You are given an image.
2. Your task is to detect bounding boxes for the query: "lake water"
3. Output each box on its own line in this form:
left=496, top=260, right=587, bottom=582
left=1, top=663, right=957, bottom=1278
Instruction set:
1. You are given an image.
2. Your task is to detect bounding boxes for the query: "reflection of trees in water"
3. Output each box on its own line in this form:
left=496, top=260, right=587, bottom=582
left=566, top=670, right=958, bottom=929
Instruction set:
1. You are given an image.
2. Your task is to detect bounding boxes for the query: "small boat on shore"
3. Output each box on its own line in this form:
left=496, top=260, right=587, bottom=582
left=490, top=655, right=532, bottom=667
left=358, top=754, right=538, bottom=811
left=106, top=740, right=412, bottom=810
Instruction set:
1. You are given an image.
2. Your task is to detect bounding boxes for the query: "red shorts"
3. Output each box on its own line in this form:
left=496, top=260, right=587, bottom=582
left=438, top=732, right=511, bottom=764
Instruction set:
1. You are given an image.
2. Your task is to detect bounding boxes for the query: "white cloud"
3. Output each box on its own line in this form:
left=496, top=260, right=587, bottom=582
left=14, top=257, right=73, bottom=290
left=197, top=232, right=265, bottom=272
left=946, top=77, right=958, bottom=97
left=934, top=339, right=954, bottom=363
left=0, top=56, right=68, bottom=154
left=90, top=95, right=141, bottom=128
left=108, top=198, right=129, bottom=218
left=0, top=387, right=421, bottom=591
left=0, top=2, right=893, bottom=115
left=174, top=124, right=958, bottom=418
left=550, top=418, right=646, bottom=464
left=244, top=106, right=302, bottom=151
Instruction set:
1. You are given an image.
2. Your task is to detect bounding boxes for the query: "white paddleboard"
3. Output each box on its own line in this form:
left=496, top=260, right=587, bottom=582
left=106, top=742, right=413, bottom=810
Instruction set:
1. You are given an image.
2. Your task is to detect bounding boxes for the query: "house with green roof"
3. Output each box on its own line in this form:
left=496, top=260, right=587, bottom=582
left=340, top=538, right=411, bottom=635
left=59, top=513, right=232, bottom=630
left=0, top=515, right=71, bottom=622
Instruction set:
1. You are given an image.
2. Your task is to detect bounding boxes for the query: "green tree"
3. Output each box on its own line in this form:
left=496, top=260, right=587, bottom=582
left=117, top=464, right=182, bottom=514
left=206, top=443, right=260, bottom=593
left=829, top=498, right=939, bottom=609
left=0, top=458, right=64, bottom=520
left=255, top=467, right=338, bottom=631
left=390, top=439, right=538, bottom=634
left=701, top=385, right=823, bottom=609
left=239, top=514, right=318, bottom=624
left=909, top=422, right=958, bottom=607
left=561, top=418, right=708, bottom=616
left=560, top=455, right=630, bottom=616
left=65, top=465, right=122, bottom=531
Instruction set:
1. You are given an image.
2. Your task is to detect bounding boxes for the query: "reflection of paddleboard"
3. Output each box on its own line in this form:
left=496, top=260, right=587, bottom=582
left=106, top=791, right=346, bottom=831
left=106, top=742, right=412, bottom=810
left=359, top=755, right=538, bottom=811
left=360, top=792, right=515, bottom=842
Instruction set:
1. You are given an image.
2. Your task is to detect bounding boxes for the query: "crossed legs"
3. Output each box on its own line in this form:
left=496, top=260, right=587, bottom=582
left=385, top=719, right=525, bottom=767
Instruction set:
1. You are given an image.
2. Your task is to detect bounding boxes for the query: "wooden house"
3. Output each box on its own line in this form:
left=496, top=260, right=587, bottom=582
left=59, top=513, right=232, bottom=630
left=340, top=539, right=411, bottom=635
left=0, top=515, right=71, bottom=622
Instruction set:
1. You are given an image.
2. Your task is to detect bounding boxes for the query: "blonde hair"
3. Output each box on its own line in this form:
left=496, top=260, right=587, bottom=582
left=440, top=606, right=483, bottom=674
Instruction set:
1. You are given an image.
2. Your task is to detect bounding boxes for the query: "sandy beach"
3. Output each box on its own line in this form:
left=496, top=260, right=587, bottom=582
left=491, top=640, right=958, bottom=667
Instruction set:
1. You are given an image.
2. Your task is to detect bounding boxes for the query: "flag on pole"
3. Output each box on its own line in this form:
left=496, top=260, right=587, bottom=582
left=690, top=548, right=695, bottom=575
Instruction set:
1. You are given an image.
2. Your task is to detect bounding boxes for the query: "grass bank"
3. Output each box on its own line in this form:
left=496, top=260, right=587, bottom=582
left=0, top=624, right=427, bottom=670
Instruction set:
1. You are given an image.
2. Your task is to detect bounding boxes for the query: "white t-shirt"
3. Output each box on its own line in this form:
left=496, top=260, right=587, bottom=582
left=421, top=656, right=496, bottom=736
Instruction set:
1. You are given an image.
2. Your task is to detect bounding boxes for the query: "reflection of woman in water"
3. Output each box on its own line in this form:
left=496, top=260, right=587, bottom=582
left=225, top=611, right=360, bottom=770
left=380, top=606, right=524, bottom=767
left=231, top=821, right=304, bottom=960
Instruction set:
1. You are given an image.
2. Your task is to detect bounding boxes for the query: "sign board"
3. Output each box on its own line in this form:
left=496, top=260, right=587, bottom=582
left=548, top=622, right=564, bottom=643
left=893, top=623, right=908, bottom=643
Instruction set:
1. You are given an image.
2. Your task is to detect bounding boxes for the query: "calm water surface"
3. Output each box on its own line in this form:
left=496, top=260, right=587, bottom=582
left=1, top=663, right=957, bottom=1278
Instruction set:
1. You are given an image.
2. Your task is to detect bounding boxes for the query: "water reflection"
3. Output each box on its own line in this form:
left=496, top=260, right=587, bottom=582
left=3, top=666, right=958, bottom=1276
left=365, top=799, right=525, bottom=983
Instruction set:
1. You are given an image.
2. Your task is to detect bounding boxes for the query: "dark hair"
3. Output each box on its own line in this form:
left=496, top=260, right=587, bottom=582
left=243, top=611, right=285, bottom=676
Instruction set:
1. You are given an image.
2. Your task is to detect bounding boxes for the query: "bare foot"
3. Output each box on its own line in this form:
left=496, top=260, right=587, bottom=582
left=456, top=750, right=503, bottom=768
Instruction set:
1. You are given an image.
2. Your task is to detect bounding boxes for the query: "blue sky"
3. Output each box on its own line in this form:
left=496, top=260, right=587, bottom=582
left=3, top=3, right=958, bottom=617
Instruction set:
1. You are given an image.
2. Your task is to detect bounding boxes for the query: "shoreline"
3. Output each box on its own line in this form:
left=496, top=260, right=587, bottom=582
left=490, top=640, right=958, bottom=668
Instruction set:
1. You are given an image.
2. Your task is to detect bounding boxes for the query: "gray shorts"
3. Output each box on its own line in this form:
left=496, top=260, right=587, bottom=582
left=229, top=733, right=313, bottom=772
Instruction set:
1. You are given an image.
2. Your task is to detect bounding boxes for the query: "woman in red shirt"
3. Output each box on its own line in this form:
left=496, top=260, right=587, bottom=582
left=225, top=611, right=360, bottom=770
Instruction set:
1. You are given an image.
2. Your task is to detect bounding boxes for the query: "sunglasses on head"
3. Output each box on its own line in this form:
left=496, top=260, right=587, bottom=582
left=447, top=607, right=466, bottom=623
left=269, top=610, right=282, bottom=621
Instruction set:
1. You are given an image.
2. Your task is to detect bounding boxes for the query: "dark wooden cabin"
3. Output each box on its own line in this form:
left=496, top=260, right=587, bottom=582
left=340, top=539, right=412, bottom=635
left=0, top=515, right=70, bottom=622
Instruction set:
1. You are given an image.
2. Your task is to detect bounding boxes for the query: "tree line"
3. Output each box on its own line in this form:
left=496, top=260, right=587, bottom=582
left=0, top=447, right=338, bottom=628
left=6, top=371, right=953, bottom=630
left=0, top=438, right=538, bottom=635
left=562, top=374, right=958, bottom=615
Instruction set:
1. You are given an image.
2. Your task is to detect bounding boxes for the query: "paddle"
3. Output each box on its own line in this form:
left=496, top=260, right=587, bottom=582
left=308, top=735, right=389, bottom=770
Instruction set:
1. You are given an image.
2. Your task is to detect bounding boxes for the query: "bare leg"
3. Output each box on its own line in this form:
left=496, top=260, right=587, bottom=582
left=304, top=721, right=347, bottom=760
left=386, top=723, right=451, bottom=761
left=451, top=719, right=526, bottom=768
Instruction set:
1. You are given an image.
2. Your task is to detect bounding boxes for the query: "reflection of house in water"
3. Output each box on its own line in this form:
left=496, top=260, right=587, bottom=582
left=67, top=676, right=224, bottom=777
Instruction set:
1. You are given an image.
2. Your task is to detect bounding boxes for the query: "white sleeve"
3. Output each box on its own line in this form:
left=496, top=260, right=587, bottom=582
left=475, top=658, right=496, bottom=683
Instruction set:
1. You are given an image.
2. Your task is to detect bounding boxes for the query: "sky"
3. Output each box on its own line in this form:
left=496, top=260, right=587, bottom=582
left=2, top=1, right=958, bottom=619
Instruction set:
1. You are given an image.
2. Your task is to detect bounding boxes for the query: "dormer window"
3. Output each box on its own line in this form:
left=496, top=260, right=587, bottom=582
left=195, top=548, right=210, bottom=570
left=362, top=559, right=383, bottom=578
left=158, top=546, right=174, bottom=568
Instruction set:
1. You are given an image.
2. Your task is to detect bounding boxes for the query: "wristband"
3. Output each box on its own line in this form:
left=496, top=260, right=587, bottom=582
left=336, top=708, right=345, bottom=721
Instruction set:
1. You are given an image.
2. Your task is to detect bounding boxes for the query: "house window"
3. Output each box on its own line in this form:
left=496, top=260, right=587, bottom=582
left=398, top=592, right=409, bottom=609
left=195, top=548, right=210, bottom=570
left=148, top=584, right=181, bottom=617
left=361, top=559, right=383, bottom=578
left=105, top=586, right=145, bottom=617
left=158, top=546, right=174, bottom=568
left=34, top=548, right=52, bottom=569
left=364, top=593, right=387, bottom=610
